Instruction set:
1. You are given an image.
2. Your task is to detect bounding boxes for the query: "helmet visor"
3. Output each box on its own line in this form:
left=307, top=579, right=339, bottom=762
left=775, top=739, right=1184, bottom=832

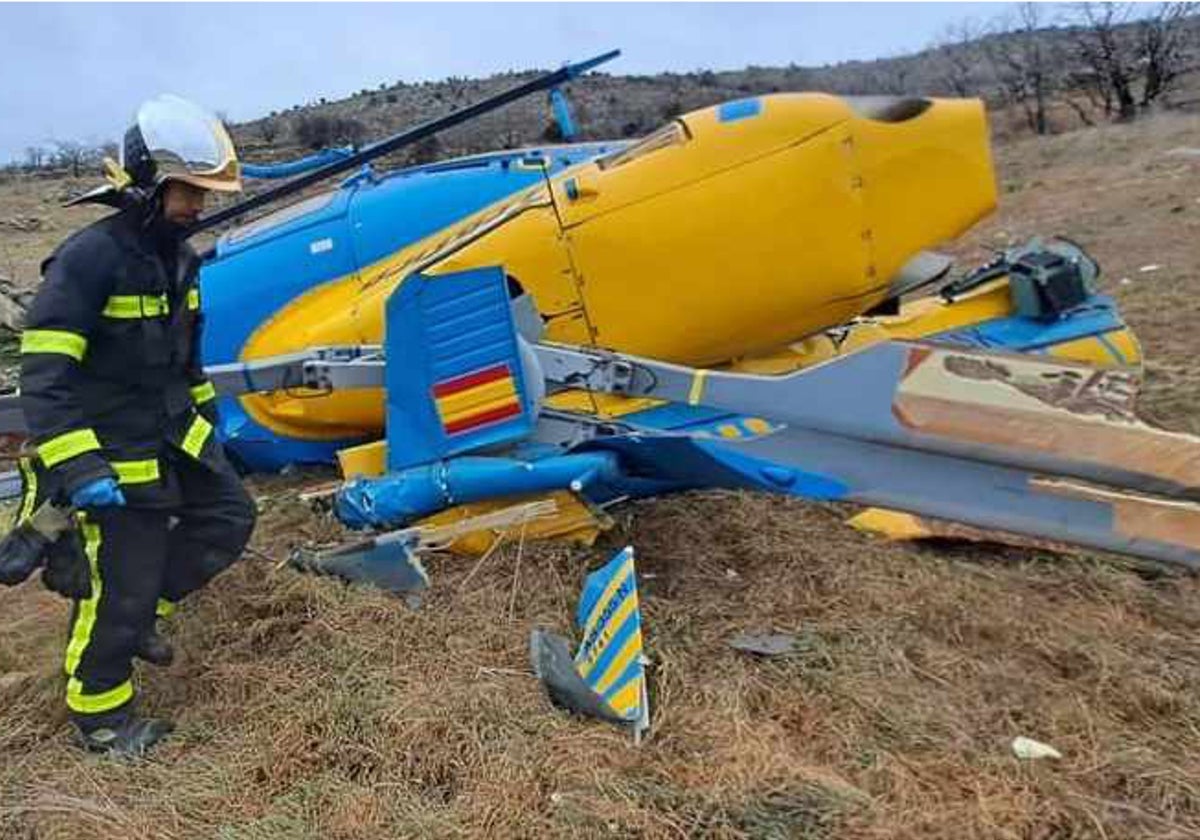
left=134, top=94, right=236, bottom=179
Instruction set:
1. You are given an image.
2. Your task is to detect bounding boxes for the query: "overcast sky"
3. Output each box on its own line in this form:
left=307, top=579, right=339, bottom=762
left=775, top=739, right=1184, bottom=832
left=0, top=2, right=1018, bottom=163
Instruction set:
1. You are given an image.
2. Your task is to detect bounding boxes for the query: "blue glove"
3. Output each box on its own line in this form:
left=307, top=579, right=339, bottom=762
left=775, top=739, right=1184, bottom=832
left=70, top=477, right=126, bottom=510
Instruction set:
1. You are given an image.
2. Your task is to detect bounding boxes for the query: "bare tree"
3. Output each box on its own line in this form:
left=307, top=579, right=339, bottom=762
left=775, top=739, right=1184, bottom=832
left=876, top=61, right=914, bottom=96
left=1067, top=3, right=1198, bottom=122
left=984, top=3, right=1058, bottom=134
left=24, top=146, right=45, bottom=169
left=1070, top=3, right=1141, bottom=121
left=932, top=20, right=983, bottom=96
left=51, top=140, right=90, bottom=176
left=1136, top=3, right=1197, bottom=107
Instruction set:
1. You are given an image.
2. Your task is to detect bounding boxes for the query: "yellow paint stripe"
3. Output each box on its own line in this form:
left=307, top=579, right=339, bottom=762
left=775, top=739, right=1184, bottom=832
left=1104, top=329, right=1142, bottom=365
left=437, top=392, right=521, bottom=426
left=66, top=677, right=133, bottom=714
left=434, top=377, right=517, bottom=417
left=688, top=370, right=708, bottom=405
left=64, top=520, right=102, bottom=677
left=593, top=628, right=643, bottom=696
left=744, top=417, right=771, bottom=435
left=580, top=557, right=634, bottom=646
left=1046, top=336, right=1111, bottom=366
left=579, top=591, right=637, bottom=678
left=607, top=679, right=642, bottom=716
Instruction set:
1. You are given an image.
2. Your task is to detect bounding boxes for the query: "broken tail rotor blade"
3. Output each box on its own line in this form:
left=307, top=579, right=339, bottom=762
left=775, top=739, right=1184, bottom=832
left=290, top=530, right=429, bottom=594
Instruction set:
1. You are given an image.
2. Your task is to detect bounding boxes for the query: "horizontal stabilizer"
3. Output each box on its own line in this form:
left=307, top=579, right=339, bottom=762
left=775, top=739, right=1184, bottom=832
left=540, top=340, right=1200, bottom=568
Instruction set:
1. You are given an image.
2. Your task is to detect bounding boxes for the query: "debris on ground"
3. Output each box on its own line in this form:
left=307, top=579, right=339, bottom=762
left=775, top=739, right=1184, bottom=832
left=727, top=631, right=801, bottom=657
left=289, top=530, right=430, bottom=596
left=1011, top=736, right=1064, bottom=760
left=531, top=546, right=650, bottom=740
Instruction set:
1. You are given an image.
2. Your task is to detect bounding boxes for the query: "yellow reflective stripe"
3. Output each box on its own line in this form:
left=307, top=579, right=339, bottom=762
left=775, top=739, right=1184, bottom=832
left=156, top=598, right=177, bottom=619
left=190, top=381, right=217, bottom=405
left=111, top=458, right=160, bottom=485
left=20, top=329, right=87, bottom=361
left=182, top=414, right=213, bottom=459
left=38, top=428, right=101, bottom=467
left=186, top=288, right=200, bottom=311
left=66, top=677, right=133, bottom=714
left=16, top=457, right=37, bottom=525
left=64, top=519, right=102, bottom=677
left=101, top=294, right=169, bottom=318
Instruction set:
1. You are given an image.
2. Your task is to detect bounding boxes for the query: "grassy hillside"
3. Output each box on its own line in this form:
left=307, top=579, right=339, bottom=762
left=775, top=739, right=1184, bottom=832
left=1, top=109, right=1199, bottom=838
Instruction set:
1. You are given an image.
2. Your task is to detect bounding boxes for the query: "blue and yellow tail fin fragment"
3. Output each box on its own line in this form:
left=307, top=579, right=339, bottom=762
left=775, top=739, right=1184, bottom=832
left=530, top=546, right=650, bottom=739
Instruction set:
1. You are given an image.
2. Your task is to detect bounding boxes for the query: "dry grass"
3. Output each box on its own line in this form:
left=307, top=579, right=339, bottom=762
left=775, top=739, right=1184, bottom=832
left=3, top=113, right=1200, bottom=838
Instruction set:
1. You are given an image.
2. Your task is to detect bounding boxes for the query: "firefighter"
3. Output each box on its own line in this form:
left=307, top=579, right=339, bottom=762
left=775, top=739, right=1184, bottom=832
left=18, top=94, right=257, bottom=756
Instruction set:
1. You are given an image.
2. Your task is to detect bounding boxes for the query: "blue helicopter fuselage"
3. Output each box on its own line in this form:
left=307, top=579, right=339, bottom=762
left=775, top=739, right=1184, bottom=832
left=199, top=142, right=622, bottom=471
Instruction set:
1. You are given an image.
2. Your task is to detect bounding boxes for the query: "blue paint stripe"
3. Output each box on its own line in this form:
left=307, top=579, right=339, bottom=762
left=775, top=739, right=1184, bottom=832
left=1096, top=332, right=1127, bottom=365
left=601, top=656, right=645, bottom=705
left=718, top=98, right=762, bottom=123
left=930, top=299, right=1125, bottom=353
left=577, top=550, right=632, bottom=628
left=579, top=568, right=633, bottom=646
left=579, top=605, right=639, bottom=689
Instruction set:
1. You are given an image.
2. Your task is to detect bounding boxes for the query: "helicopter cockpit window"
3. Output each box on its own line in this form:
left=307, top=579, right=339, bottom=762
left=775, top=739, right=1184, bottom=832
left=595, top=121, right=688, bottom=171
left=224, top=192, right=338, bottom=245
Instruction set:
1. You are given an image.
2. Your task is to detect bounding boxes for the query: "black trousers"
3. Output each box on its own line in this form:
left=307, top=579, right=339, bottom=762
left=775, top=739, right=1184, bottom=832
left=62, top=447, right=256, bottom=723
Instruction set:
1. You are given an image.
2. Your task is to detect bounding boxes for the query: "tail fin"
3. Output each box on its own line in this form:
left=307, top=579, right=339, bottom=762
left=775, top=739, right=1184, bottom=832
left=531, top=546, right=650, bottom=737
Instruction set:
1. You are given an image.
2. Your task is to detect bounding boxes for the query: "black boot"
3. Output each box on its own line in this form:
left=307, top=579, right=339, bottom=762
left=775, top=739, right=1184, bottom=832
left=76, top=713, right=174, bottom=756
left=135, top=630, right=175, bottom=667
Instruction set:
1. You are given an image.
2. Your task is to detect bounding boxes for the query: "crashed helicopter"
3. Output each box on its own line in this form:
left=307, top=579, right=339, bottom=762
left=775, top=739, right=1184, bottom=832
left=6, top=50, right=1200, bottom=590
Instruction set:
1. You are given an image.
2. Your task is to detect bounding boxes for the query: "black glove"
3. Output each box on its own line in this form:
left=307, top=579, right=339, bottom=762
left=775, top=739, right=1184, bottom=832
left=0, top=526, right=46, bottom=586
left=41, top=528, right=92, bottom=600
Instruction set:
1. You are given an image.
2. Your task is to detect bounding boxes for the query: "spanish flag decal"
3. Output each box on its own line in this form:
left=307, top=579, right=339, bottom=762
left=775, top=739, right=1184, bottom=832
left=432, top=363, right=522, bottom=436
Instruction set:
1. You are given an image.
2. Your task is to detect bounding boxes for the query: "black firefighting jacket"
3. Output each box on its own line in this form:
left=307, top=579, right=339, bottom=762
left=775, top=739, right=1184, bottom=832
left=19, top=204, right=220, bottom=506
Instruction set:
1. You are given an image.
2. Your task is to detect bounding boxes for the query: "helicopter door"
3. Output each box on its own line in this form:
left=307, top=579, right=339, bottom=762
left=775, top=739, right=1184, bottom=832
left=550, top=122, right=871, bottom=365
